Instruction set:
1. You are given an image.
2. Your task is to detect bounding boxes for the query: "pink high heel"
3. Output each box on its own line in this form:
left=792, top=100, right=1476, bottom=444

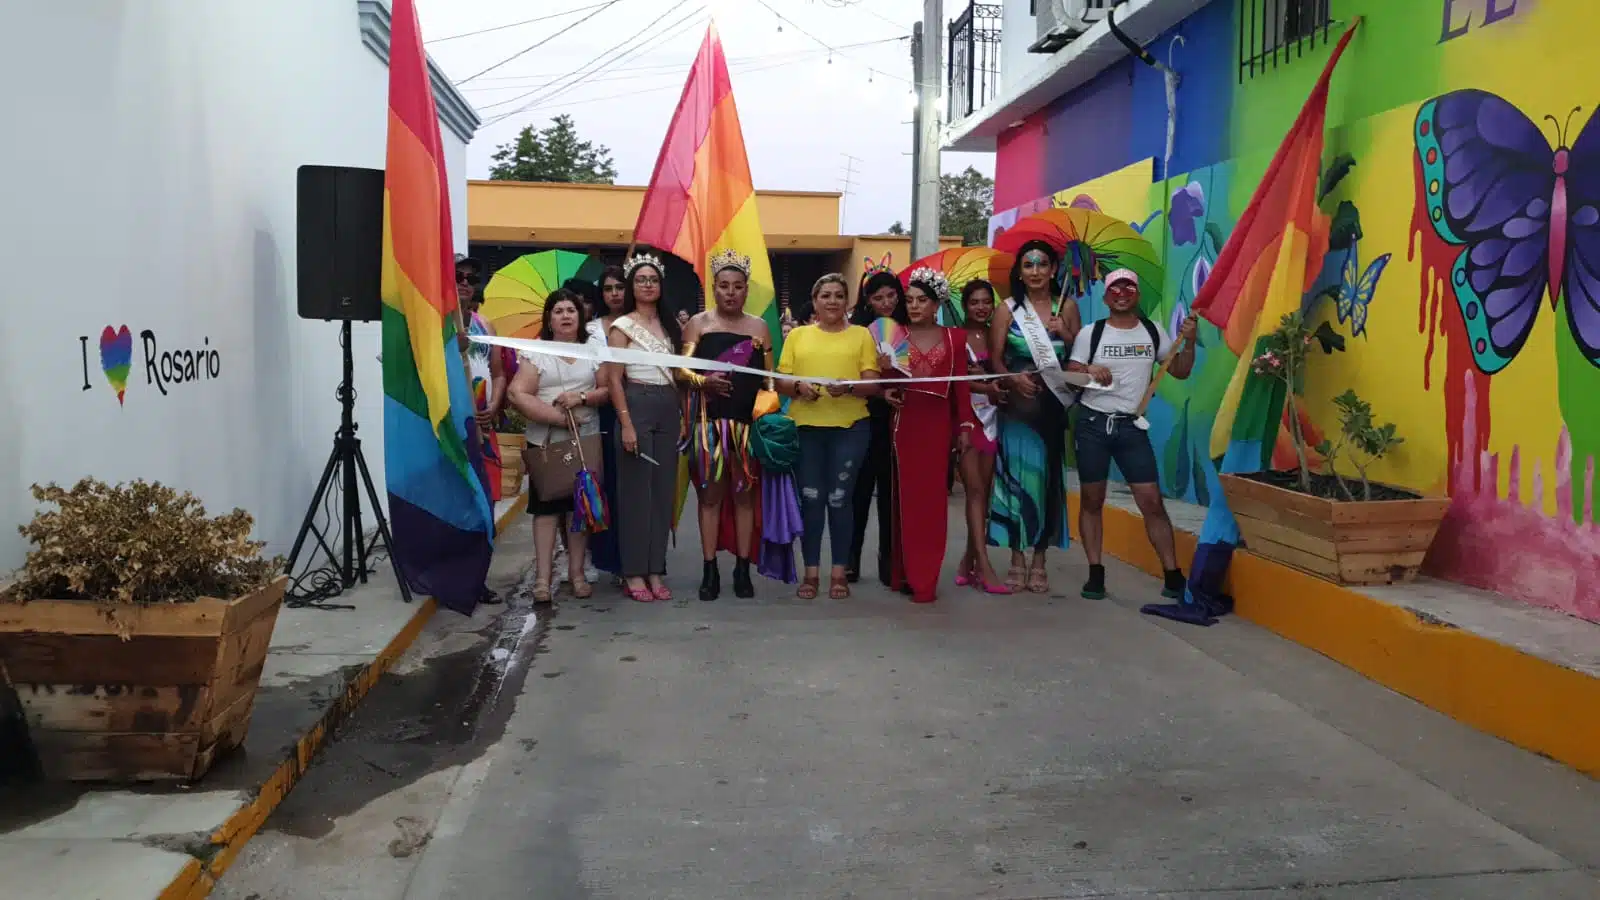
left=651, top=583, right=673, bottom=602
left=954, top=560, right=976, bottom=587
left=979, top=579, right=1014, bottom=595
left=626, top=584, right=654, bottom=603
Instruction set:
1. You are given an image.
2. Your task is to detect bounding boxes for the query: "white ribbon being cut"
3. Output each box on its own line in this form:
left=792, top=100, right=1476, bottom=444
left=472, top=334, right=1110, bottom=389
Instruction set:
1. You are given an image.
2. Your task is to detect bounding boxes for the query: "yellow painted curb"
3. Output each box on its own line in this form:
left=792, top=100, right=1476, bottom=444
left=162, top=494, right=529, bottom=899
left=1069, top=493, right=1600, bottom=780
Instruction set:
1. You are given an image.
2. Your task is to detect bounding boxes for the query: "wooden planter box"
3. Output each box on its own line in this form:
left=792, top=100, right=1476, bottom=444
left=497, top=432, right=526, bottom=497
left=1219, top=474, right=1450, bottom=586
left=0, top=575, right=287, bottom=782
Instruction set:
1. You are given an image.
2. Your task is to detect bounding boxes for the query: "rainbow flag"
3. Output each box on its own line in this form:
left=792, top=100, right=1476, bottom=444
left=633, top=23, right=779, bottom=357
left=379, top=0, right=494, bottom=615
left=1143, top=22, right=1359, bottom=627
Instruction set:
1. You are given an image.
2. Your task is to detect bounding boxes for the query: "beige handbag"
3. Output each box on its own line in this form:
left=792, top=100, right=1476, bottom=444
left=524, top=411, right=604, bottom=502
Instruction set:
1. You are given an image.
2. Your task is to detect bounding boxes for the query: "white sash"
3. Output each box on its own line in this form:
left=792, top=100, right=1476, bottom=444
left=966, top=344, right=999, bottom=443
left=1013, top=299, right=1079, bottom=409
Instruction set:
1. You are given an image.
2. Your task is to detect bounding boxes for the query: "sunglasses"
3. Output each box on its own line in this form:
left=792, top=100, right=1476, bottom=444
left=456, top=272, right=481, bottom=286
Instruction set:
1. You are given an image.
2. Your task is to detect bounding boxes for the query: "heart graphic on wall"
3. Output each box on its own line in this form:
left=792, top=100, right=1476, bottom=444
left=99, top=325, right=133, bottom=405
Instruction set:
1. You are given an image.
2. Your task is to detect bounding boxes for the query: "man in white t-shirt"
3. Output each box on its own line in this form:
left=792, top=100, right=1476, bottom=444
left=1067, top=268, right=1197, bottom=602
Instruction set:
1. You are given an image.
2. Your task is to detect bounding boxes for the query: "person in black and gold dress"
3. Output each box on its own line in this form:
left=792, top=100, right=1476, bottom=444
left=680, top=248, right=774, bottom=601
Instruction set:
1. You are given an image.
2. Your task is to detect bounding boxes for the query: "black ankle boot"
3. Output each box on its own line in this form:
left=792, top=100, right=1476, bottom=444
left=699, top=559, right=721, bottom=602
left=732, top=558, right=755, bottom=598
left=1081, top=564, right=1107, bottom=600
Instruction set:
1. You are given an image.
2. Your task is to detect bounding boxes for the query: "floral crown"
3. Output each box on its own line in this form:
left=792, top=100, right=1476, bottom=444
left=623, top=252, right=664, bottom=278
left=906, top=266, right=951, bottom=303
left=862, top=252, right=894, bottom=278
left=709, top=247, right=752, bottom=277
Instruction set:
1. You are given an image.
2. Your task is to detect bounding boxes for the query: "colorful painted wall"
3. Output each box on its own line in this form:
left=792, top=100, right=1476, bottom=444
left=991, top=0, right=1600, bottom=623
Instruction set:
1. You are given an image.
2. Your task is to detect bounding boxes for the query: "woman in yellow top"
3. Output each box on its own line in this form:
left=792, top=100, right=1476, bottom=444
left=777, top=273, right=885, bottom=600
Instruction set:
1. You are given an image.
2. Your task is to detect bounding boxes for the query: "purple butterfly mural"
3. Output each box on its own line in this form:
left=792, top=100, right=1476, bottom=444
left=1414, top=89, right=1600, bottom=373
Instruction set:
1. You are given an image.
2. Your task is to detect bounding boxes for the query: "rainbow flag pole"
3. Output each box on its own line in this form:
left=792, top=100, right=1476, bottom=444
left=379, top=0, right=495, bottom=614
left=1142, top=20, right=1360, bottom=627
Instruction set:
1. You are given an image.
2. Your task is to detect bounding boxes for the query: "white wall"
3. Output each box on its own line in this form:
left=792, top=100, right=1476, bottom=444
left=999, top=0, right=1049, bottom=96
left=0, top=0, right=471, bottom=571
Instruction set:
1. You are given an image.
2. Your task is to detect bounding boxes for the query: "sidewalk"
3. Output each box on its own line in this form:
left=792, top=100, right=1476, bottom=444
left=1072, top=477, right=1600, bottom=778
left=0, top=496, right=528, bottom=900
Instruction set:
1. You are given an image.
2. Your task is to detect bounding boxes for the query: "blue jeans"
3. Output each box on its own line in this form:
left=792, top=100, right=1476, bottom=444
left=795, top=421, right=872, bottom=568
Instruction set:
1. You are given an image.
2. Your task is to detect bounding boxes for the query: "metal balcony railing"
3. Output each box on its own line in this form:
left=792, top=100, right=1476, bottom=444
left=948, top=3, right=1003, bottom=122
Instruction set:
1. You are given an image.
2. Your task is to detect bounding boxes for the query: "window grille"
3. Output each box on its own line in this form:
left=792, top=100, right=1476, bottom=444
left=949, top=4, right=1003, bottom=121
left=1238, top=0, right=1333, bottom=82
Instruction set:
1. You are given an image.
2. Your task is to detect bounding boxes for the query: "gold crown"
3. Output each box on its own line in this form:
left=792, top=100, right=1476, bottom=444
left=623, top=252, right=664, bottom=278
left=709, top=247, right=752, bottom=277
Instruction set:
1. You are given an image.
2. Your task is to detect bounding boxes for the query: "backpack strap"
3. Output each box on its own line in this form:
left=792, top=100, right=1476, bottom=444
left=1140, top=316, right=1162, bottom=358
left=1087, top=319, right=1109, bottom=364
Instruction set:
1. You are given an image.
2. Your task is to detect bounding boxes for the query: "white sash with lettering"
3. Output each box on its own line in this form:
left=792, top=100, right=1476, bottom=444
left=1013, top=299, right=1080, bottom=409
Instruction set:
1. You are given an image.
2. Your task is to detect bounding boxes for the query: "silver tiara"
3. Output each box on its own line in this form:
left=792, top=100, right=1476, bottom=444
left=709, top=247, right=752, bottom=277
left=623, top=252, right=664, bottom=278
left=907, top=266, right=951, bottom=303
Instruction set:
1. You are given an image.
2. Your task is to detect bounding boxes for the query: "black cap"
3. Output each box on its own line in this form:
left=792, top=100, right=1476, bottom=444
left=454, top=253, right=484, bottom=272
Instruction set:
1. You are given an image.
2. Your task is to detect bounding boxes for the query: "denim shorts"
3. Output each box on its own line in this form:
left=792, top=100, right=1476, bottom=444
left=1074, top=409, right=1161, bottom=485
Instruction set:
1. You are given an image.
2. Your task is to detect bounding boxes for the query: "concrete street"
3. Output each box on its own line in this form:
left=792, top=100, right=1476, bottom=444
left=216, top=506, right=1600, bottom=900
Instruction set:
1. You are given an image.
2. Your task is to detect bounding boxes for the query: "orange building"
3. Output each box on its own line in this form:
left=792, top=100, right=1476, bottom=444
left=466, top=180, right=963, bottom=312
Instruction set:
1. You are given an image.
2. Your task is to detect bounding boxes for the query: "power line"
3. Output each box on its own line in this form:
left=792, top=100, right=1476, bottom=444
left=456, top=0, right=624, bottom=85
left=458, top=37, right=906, bottom=88
left=749, top=0, right=912, bottom=84
left=483, top=5, right=706, bottom=123
left=424, top=3, right=614, bottom=44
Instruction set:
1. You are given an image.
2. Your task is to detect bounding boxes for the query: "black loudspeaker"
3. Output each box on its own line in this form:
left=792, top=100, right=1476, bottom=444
left=297, top=165, right=385, bottom=321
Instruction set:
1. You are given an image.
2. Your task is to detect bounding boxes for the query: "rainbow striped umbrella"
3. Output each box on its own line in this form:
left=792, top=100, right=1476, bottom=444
left=992, top=207, right=1163, bottom=310
left=480, top=250, right=604, bottom=339
left=900, top=246, right=1015, bottom=325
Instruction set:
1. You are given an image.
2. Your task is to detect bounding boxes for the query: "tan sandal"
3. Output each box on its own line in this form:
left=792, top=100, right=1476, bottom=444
left=569, top=577, right=592, bottom=600
left=531, top=580, right=553, bottom=604
left=797, top=577, right=820, bottom=600
left=1026, top=566, right=1049, bottom=594
left=1005, top=564, right=1026, bottom=592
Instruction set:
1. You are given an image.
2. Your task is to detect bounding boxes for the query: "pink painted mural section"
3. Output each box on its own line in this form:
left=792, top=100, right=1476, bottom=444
left=1423, top=372, right=1600, bottom=622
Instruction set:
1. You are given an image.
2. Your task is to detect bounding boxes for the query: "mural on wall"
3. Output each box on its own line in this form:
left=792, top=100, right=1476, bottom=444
left=76, top=327, right=223, bottom=405
left=986, top=1, right=1599, bottom=623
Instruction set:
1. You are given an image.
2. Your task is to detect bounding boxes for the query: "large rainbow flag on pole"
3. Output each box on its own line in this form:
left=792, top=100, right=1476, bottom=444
left=633, top=22, right=780, bottom=358
left=379, top=0, right=494, bottom=615
left=1142, top=21, right=1359, bottom=627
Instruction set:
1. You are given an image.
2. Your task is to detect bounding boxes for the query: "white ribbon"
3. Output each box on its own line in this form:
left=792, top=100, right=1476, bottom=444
left=1012, top=300, right=1083, bottom=407
left=474, top=334, right=1107, bottom=389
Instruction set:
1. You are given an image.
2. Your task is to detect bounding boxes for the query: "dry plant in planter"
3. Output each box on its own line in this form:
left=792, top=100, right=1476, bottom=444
left=0, top=479, right=289, bottom=781
left=6, top=479, right=282, bottom=605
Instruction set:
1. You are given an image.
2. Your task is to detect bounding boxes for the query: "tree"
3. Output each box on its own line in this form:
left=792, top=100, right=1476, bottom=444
left=885, top=221, right=907, bottom=235
left=940, top=166, right=994, bottom=246
left=488, top=114, right=618, bottom=184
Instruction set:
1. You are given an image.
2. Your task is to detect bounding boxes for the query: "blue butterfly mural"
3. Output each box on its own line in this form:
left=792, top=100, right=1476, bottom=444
left=1335, top=250, right=1391, bottom=338
left=1414, top=89, right=1600, bottom=373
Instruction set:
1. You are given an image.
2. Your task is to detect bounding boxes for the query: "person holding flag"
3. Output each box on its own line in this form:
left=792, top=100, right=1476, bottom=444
left=1068, top=268, right=1196, bottom=601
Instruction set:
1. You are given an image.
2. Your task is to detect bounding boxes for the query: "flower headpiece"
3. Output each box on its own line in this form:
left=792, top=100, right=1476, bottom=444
left=907, top=267, right=951, bottom=303
left=709, top=247, right=752, bottom=278
left=862, top=252, right=894, bottom=278
left=623, top=252, right=664, bottom=278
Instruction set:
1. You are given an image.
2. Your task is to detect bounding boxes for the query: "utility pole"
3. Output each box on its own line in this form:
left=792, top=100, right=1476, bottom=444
left=909, top=22, right=922, bottom=248
left=911, top=0, right=943, bottom=259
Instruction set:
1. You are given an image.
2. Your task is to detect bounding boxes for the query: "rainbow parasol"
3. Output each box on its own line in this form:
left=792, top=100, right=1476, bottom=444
left=867, top=317, right=911, bottom=374
left=480, top=249, right=605, bottom=338
left=900, top=246, right=1015, bottom=325
left=991, top=207, right=1163, bottom=310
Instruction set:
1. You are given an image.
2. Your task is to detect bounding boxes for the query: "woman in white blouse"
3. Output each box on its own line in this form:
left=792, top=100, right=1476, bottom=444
left=506, top=289, right=611, bottom=602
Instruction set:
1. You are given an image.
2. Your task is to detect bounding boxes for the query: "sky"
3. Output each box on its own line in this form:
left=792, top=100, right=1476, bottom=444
left=413, top=0, right=996, bottom=236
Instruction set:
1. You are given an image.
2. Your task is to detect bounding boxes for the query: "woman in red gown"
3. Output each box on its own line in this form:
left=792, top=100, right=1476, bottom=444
left=886, top=268, right=977, bottom=603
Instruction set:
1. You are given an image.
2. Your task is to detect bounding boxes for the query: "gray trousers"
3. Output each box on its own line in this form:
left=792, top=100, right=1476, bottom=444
left=615, top=382, right=680, bottom=577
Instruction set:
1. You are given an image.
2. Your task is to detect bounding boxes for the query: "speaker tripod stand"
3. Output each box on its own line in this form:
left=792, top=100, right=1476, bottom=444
left=284, top=320, right=414, bottom=606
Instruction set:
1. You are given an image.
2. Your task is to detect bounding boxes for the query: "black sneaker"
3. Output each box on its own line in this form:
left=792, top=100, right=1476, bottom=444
left=1081, top=565, right=1107, bottom=600
left=1162, top=569, right=1186, bottom=599
left=732, top=558, right=755, bottom=599
left=699, top=559, right=720, bottom=602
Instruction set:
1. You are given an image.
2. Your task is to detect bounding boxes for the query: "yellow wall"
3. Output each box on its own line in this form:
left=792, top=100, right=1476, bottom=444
left=467, top=180, right=846, bottom=248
